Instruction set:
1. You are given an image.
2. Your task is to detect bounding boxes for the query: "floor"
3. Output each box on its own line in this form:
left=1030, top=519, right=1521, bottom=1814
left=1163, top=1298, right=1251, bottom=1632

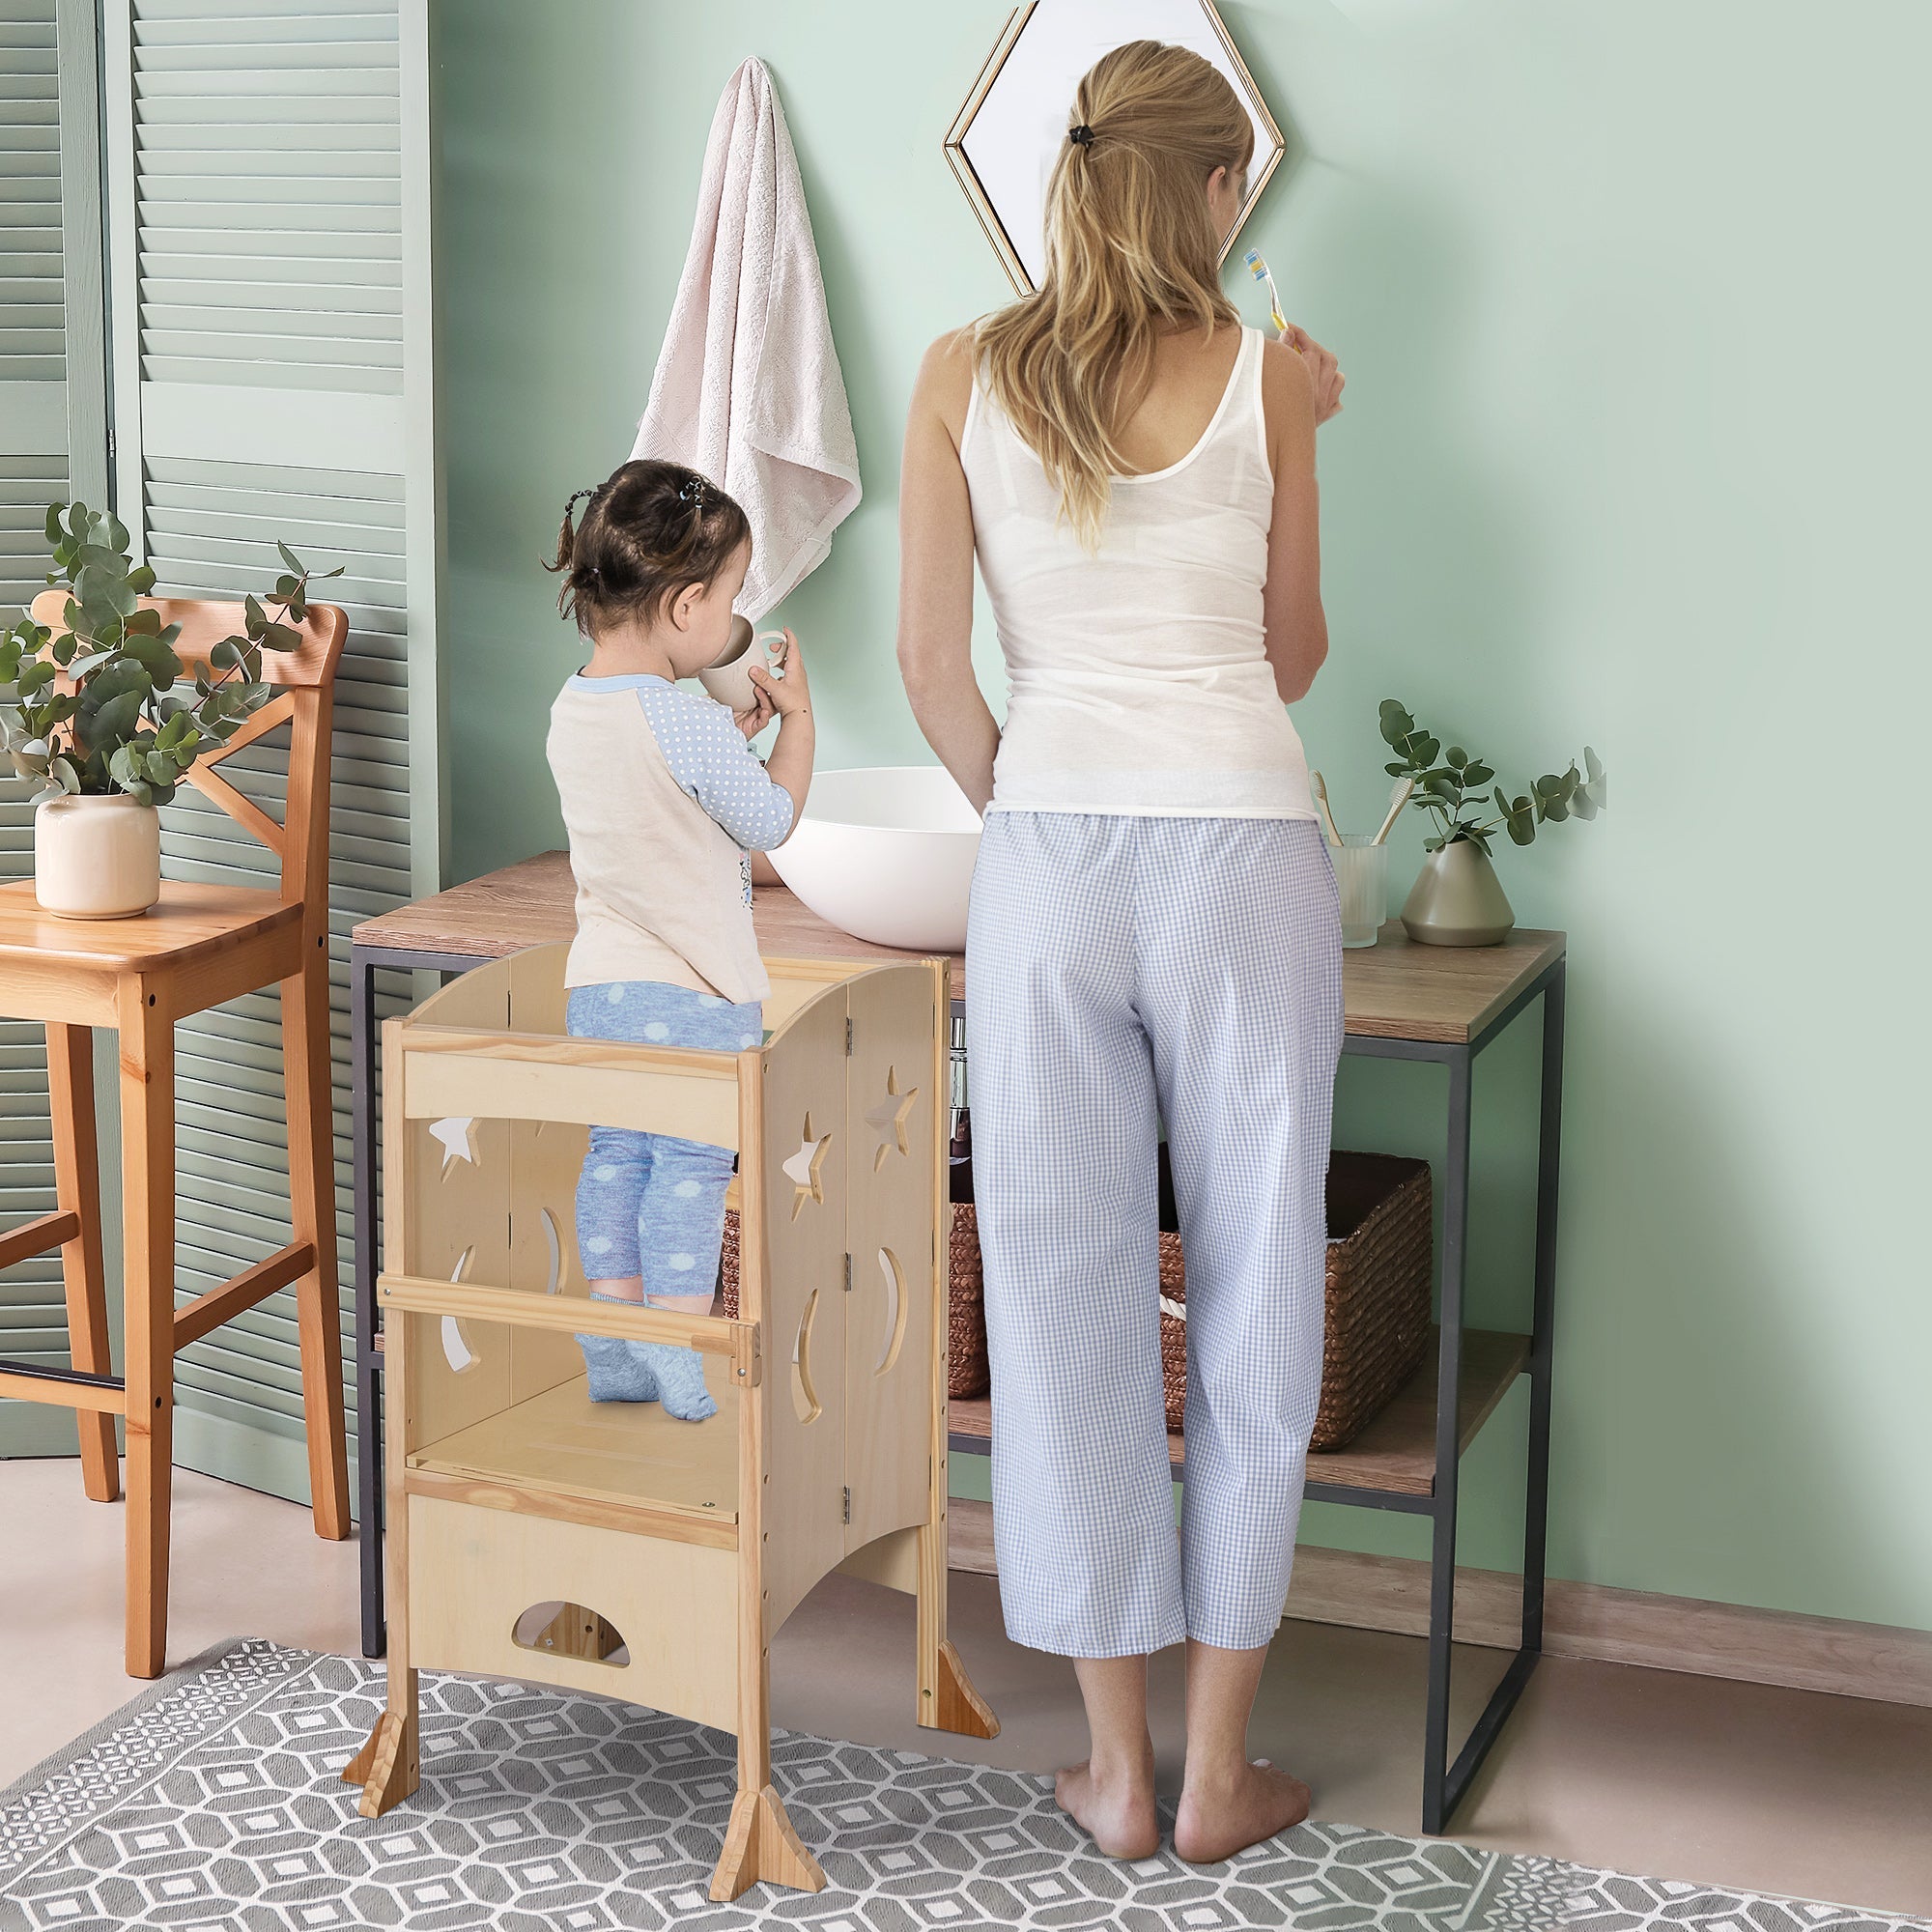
left=5, top=1459, right=1929, bottom=1921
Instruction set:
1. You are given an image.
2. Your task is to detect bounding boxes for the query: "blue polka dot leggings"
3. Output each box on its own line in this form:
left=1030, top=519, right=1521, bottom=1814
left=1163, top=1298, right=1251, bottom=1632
left=565, top=981, right=763, bottom=1294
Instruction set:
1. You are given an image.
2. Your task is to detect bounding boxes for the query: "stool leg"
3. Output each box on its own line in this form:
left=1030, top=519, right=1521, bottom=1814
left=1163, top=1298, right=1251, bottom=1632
left=710, top=1585, right=824, bottom=1901
left=917, top=1520, right=999, bottom=1739
left=283, top=952, right=350, bottom=1541
left=48, top=1024, right=118, bottom=1504
left=119, top=988, right=174, bottom=1679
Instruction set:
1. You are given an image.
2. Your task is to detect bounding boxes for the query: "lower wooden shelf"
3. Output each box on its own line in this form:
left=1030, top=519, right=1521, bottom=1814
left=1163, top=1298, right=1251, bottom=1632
left=947, top=1326, right=1529, bottom=1500
left=411, top=1374, right=740, bottom=1520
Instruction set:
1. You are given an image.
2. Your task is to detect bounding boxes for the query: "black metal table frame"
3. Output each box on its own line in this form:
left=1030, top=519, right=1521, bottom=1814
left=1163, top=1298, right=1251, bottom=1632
left=352, top=938, right=1565, bottom=1837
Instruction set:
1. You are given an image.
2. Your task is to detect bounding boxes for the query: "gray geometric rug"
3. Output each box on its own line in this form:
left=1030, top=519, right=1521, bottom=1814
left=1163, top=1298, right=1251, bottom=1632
left=0, top=1640, right=1921, bottom=1932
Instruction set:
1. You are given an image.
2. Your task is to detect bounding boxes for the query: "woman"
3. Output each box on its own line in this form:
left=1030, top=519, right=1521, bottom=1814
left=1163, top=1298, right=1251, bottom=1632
left=896, top=42, right=1346, bottom=1863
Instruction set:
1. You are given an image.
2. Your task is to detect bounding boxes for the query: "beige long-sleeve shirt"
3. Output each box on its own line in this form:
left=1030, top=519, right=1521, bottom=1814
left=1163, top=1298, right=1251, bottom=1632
left=546, top=672, right=796, bottom=1006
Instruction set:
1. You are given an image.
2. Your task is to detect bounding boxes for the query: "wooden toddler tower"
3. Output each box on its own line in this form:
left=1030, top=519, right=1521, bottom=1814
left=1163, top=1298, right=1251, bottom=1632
left=344, top=942, right=997, bottom=1900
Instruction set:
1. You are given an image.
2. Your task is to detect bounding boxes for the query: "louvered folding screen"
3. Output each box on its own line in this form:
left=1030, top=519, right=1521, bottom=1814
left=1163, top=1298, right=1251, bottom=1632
left=0, top=0, right=104, bottom=1457
left=102, top=0, right=439, bottom=1501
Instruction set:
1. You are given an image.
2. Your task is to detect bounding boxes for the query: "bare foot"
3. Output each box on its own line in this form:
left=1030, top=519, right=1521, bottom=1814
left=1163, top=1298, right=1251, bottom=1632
left=1172, top=1758, right=1310, bottom=1864
left=1054, top=1755, right=1161, bottom=1861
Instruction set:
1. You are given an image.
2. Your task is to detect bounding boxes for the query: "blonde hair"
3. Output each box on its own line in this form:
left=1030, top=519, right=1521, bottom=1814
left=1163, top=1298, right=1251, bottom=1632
left=975, top=41, right=1253, bottom=550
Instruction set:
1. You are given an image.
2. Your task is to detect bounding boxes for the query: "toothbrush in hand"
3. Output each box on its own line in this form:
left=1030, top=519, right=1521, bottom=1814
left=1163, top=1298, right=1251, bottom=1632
left=1245, top=248, right=1289, bottom=336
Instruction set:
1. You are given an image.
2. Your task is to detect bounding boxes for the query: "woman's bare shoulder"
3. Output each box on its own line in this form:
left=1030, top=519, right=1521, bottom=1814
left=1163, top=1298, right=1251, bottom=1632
left=913, top=326, right=980, bottom=437
left=1258, top=333, right=1316, bottom=467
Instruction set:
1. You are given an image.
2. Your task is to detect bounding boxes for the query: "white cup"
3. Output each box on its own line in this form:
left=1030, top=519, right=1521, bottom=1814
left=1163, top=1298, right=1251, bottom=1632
left=698, top=616, right=785, bottom=712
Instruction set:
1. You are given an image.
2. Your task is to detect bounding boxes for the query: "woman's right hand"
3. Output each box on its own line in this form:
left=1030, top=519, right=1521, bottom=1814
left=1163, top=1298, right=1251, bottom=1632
left=1279, top=324, right=1346, bottom=426
left=748, top=629, right=810, bottom=720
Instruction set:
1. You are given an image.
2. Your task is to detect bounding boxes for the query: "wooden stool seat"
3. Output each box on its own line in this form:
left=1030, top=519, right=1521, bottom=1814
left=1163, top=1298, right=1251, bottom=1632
left=0, top=596, right=353, bottom=1678
left=0, top=879, right=302, bottom=974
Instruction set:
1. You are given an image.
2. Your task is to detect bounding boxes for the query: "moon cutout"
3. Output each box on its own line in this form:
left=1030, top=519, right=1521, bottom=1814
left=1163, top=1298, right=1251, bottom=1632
left=875, top=1247, right=907, bottom=1376
left=541, top=1207, right=563, bottom=1293
left=440, top=1247, right=480, bottom=1373
left=791, top=1288, right=823, bottom=1425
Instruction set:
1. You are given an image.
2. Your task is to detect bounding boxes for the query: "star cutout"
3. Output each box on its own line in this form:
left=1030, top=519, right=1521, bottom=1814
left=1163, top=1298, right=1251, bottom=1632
left=781, top=1115, right=831, bottom=1219
left=429, top=1116, right=478, bottom=1174
left=864, top=1067, right=920, bottom=1172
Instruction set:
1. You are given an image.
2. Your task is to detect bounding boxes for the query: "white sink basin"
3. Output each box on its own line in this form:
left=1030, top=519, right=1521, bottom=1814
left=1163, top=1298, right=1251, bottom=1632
left=770, top=766, right=981, bottom=953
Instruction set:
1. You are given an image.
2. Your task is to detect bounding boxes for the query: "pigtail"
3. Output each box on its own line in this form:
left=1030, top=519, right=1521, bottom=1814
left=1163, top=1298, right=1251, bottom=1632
left=664, top=474, right=710, bottom=562
left=546, top=486, right=597, bottom=577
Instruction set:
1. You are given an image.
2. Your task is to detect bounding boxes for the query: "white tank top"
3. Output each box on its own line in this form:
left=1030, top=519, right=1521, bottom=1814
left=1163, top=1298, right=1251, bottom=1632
left=961, top=325, right=1317, bottom=821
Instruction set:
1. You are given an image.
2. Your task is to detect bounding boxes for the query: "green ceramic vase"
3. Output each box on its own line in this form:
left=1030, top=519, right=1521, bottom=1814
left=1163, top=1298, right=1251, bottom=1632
left=1400, top=839, right=1515, bottom=947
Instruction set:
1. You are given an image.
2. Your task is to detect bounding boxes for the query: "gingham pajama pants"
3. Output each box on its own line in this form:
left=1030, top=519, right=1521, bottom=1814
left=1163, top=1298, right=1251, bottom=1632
left=966, top=812, right=1343, bottom=1657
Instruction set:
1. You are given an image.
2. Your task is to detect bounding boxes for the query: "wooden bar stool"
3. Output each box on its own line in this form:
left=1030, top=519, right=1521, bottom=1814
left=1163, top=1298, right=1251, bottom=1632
left=0, top=595, right=352, bottom=1676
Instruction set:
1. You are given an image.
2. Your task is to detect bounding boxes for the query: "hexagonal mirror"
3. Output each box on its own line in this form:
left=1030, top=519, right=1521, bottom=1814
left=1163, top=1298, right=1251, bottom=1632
left=946, top=0, right=1285, bottom=295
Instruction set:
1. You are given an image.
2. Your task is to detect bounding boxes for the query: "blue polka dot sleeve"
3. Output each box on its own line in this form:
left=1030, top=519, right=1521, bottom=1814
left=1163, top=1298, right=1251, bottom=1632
left=635, top=686, right=798, bottom=851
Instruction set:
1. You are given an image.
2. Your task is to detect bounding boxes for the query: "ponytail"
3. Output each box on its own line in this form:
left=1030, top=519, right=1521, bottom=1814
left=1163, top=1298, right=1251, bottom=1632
left=975, top=42, right=1252, bottom=550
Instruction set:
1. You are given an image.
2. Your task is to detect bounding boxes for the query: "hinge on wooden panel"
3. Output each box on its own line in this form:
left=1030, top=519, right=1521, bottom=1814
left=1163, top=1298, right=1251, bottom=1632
left=841, top=1486, right=851, bottom=1523
left=841, top=1253, right=852, bottom=1293
left=845, top=1016, right=854, bottom=1055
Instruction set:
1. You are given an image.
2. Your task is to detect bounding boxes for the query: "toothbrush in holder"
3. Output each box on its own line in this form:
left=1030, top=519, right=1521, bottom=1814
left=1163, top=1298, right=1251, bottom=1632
left=1310, top=771, right=1343, bottom=848
left=1244, top=247, right=1289, bottom=337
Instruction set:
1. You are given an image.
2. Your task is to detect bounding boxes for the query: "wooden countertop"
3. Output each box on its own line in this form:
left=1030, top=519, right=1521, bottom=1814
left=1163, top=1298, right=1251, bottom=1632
left=352, top=848, right=1563, bottom=1045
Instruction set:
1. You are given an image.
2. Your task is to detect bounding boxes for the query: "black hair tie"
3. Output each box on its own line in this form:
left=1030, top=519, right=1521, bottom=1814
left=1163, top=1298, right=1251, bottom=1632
left=677, top=477, right=709, bottom=506
left=563, top=486, right=596, bottom=517
left=1068, top=123, right=1094, bottom=147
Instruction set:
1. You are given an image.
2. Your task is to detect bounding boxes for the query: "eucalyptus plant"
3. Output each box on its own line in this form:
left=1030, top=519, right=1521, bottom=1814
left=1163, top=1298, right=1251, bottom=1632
left=0, top=501, right=338, bottom=808
left=1379, top=699, right=1605, bottom=855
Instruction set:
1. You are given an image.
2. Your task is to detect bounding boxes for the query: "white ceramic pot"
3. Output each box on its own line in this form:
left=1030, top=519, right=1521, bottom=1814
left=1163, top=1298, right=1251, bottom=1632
left=769, top=766, right=981, bottom=952
left=34, top=792, right=161, bottom=919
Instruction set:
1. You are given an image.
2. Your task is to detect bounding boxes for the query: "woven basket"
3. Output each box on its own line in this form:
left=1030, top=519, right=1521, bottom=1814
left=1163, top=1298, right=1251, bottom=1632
left=945, top=1204, right=991, bottom=1399
left=1159, top=1151, right=1434, bottom=1451
left=717, top=1205, right=992, bottom=1401
left=718, top=1208, right=741, bottom=1319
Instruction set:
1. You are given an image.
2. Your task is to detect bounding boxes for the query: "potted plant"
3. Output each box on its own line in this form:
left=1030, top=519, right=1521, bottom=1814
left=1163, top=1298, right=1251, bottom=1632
left=1378, top=699, right=1605, bottom=946
left=0, top=501, right=335, bottom=919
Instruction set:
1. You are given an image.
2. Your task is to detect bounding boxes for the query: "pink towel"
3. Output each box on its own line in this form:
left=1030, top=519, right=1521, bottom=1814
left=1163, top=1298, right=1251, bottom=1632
left=632, top=58, right=862, bottom=622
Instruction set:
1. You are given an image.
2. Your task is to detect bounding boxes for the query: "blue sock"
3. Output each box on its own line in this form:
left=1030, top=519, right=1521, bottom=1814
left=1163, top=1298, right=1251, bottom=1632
left=633, top=1336, right=717, bottom=1422
left=576, top=1293, right=659, bottom=1404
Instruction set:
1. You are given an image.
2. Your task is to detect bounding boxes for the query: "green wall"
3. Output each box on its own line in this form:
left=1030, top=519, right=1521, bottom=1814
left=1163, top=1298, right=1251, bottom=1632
left=437, top=1, right=1931, bottom=1632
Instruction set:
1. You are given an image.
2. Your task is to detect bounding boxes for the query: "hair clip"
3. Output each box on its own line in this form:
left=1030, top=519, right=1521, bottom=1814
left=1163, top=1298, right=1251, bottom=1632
left=677, top=478, right=709, bottom=506
left=1068, top=124, right=1095, bottom=147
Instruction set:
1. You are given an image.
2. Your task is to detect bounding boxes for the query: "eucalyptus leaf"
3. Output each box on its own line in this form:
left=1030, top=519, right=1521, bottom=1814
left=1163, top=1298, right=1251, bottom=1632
left=120, top=633, right=181, bottom=687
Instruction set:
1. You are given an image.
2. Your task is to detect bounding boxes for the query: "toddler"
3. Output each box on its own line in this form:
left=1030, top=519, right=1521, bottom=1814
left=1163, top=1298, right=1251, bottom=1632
left=545, top=459, right=813, bottom=1420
